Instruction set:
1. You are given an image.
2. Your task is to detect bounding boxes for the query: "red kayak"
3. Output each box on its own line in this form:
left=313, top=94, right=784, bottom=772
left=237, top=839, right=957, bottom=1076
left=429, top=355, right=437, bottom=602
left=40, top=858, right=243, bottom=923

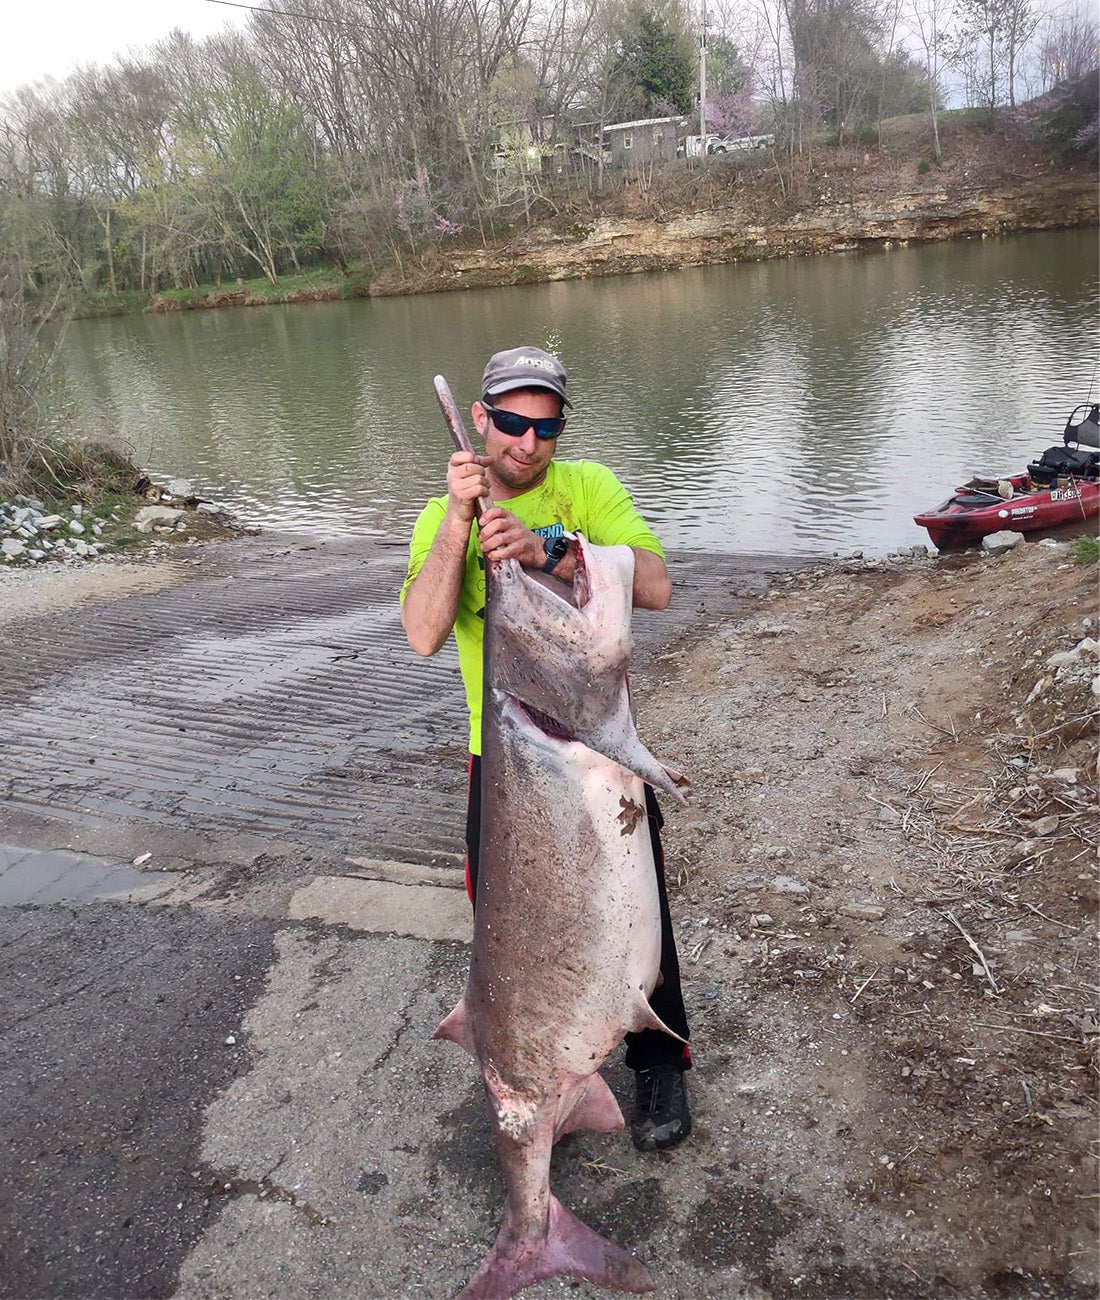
left=915, top=403, right=1100, bottom=550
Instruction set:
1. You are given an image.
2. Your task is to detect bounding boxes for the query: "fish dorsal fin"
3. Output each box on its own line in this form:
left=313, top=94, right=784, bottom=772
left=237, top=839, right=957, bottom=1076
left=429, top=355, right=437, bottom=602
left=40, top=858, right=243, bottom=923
left=629, top=996, right=687, bottom=1044
left=433, top=997, right=474, bottom=1055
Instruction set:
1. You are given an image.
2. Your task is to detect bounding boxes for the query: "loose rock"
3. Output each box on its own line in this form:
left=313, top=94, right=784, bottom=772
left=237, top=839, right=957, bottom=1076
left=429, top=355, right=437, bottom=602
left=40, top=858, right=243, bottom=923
left=772, top=875, right=810, bottom=894
left=839, top=903, right=886, bottom=921
left=135, top=506, right=185, bottom=534
left=982, top=530, right=1024, bottom=555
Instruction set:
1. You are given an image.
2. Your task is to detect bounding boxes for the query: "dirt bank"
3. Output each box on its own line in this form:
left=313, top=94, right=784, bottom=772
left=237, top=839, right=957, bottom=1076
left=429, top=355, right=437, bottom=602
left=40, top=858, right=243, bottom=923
left=387, top=152, right=1095, bottom=298
left=371, top=119, right=1097, bottom=297
left=638, top=537, right=1098, bottom=1297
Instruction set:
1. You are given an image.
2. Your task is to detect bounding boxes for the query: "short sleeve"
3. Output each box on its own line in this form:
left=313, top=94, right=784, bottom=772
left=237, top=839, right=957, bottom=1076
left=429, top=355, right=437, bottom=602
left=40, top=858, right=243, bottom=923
left=579, top=463, right=665, bottom=559
left=400, top=496, right=447, bottom=603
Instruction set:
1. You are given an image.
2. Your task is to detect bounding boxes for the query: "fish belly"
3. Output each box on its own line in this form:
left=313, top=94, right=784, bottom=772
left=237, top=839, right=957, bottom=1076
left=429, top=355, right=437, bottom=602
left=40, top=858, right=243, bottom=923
left=470, top=709, right=663, bottom=1094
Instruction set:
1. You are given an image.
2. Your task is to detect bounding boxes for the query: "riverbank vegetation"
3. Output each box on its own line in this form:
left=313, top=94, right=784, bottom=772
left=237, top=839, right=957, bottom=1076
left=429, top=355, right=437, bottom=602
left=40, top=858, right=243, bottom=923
left=1071, top=534, right=1100, bottom=564
left=0, top=252, right=141, bottom=511
left=1, top=0, right=1096, bottom=317
left=0, top=262, right=238, bottom=557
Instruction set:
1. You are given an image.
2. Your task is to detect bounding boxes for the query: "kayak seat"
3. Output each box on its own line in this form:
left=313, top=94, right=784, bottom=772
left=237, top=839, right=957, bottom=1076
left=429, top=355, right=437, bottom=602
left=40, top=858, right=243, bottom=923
left=1065, top=405, right=1100, bottom=450
left=1026, top=445, right=1100, bottom=485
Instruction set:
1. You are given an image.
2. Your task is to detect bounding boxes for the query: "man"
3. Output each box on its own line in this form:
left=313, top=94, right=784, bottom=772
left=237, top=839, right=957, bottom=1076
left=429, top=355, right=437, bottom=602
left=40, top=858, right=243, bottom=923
left=400, top=345, right=691, bottom=1150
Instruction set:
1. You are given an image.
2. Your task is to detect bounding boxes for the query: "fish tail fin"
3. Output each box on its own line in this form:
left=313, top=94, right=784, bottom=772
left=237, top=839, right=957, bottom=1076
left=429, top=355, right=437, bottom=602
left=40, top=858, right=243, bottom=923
left=457, top=1196, right=655, bottom=1298
left=544, top=1196, right=656, bottom=1293
left=555, top=1073, right=624, bottom=1138
left=433, top=997, right=474, bottom=1055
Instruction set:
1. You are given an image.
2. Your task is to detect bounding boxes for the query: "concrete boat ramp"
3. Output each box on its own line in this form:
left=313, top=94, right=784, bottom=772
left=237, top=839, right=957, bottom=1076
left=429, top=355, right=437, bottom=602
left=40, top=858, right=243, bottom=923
left=0, top=533, right=788, bottom=1300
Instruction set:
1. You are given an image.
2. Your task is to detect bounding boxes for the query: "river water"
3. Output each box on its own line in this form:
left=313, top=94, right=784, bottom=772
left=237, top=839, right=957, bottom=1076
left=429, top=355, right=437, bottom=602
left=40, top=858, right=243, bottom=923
left=61, top=227, right=1098, bottom=556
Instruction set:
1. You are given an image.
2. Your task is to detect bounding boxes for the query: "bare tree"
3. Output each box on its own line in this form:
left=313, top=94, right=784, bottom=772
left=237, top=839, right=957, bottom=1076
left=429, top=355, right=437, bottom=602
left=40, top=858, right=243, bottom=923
left=951, top=0, right=1038, bottom=111
left=1002, top=0, right=1041, bottom=106
left=907, top=0, right=950, bottom=160
left=1033, top=3, right=1099, bottom=92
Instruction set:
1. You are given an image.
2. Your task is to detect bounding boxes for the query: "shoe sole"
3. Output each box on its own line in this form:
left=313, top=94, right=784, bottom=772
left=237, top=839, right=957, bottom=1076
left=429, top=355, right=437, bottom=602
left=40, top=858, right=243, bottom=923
left=631, top=1114, right=692, bottom=1151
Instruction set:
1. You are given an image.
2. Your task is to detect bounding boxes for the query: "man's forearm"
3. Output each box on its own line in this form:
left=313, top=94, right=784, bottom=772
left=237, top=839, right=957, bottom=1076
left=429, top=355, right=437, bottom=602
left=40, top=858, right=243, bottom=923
left=401, top=512, right=474, bottom=655
left=631, top=547, right=672, bottom=610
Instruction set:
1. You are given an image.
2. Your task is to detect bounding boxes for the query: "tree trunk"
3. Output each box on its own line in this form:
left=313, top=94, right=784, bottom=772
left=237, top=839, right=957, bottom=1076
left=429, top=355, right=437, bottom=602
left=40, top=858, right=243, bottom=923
left=104, top=206, right=117, bottom=297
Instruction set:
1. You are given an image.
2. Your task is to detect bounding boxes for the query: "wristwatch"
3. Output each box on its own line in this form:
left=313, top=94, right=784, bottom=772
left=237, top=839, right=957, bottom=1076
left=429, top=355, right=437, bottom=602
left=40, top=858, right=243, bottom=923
left=541, top=535, right=570, bottom=573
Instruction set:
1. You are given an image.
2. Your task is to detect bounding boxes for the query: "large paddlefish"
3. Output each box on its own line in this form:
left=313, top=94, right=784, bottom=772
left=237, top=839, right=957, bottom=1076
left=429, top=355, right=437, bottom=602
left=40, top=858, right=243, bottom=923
left=436, top=535, right=687, bottom=1298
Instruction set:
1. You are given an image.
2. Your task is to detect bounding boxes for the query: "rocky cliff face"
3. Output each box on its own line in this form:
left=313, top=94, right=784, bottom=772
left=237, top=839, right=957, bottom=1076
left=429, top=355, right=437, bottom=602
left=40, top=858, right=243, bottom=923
left=393, top=172, right=1096, bottom=295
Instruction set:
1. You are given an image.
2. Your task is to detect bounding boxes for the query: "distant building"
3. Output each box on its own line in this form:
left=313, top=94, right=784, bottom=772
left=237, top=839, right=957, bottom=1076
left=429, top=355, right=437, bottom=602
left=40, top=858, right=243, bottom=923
left=492, top=118, right=553, bottom=175
left=602, top=116, right=686, bottom=167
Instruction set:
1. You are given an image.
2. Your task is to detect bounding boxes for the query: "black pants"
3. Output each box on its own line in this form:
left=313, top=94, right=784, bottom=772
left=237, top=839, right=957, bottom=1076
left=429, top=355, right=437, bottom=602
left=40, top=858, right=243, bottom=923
left=464, top=755, right=691, bottom=1073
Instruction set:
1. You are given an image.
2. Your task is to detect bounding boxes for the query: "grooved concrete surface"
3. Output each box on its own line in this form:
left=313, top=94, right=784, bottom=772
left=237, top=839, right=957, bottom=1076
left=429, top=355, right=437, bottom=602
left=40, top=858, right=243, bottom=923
left=1, top=536, right=469, bottom=869
left=0, top=533, right=794, bottom=1300
left=0, top=536, right=784, bottom=868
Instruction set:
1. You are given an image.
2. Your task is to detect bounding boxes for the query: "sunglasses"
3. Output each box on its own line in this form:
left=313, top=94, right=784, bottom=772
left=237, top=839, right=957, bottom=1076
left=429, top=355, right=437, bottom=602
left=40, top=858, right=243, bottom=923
left=482, top=403, right=567, bottom=441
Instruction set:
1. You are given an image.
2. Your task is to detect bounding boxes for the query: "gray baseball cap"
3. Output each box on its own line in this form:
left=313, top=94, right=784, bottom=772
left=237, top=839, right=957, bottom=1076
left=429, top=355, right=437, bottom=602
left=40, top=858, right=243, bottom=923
left=481, top=346, right=572, bottom=408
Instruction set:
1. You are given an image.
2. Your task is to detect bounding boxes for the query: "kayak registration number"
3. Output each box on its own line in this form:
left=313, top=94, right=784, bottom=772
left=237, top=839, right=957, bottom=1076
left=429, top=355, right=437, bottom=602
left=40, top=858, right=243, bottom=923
left=1050, top=487, right=1081, bottom=502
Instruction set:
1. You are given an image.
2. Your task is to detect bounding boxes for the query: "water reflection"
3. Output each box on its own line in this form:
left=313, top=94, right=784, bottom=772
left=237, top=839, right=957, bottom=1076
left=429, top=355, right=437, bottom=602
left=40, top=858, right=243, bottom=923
left=60, top=228, right=1098, bottom=554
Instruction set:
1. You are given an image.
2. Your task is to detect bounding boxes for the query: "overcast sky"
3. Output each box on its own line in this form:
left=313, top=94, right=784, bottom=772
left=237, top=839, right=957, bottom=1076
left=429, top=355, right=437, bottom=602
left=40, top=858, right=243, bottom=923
left=1, top=0, right=248, bottom=96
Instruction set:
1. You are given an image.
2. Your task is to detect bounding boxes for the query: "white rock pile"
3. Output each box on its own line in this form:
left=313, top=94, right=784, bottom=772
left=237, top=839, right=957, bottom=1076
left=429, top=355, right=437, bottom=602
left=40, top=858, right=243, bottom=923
left=1, top=478, right=231, bottom=566
left=0, top=498, right=109, bottom=565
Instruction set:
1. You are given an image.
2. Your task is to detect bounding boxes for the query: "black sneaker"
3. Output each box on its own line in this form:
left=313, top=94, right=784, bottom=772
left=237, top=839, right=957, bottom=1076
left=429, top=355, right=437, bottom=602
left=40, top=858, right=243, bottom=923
left=630, top=1066, right=692, bottom=1151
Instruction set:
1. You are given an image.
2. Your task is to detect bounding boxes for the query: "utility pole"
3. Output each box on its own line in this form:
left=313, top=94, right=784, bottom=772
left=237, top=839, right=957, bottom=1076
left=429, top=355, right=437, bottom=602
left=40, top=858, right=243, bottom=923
left=699, top=0, right=708, bottom=166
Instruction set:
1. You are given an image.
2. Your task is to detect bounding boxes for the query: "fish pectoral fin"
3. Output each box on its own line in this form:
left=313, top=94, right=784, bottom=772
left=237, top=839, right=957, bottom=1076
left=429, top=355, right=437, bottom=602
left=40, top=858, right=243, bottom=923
left=433, top=998, right=474, bottom=1055
left=555, top=1074, right=624, bottom=1139
left=629, top=996, right=687, bottom=1044
left=663, top=766, right=691, bottom=796
left=458, top=1196, right=655, bottom=1298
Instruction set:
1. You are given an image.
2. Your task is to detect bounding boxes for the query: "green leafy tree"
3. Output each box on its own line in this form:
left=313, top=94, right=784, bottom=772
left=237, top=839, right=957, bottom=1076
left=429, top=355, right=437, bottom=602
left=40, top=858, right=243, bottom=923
left=613, top=1, right=696, bottom=117
left=181, top=68, right=324, bottom=285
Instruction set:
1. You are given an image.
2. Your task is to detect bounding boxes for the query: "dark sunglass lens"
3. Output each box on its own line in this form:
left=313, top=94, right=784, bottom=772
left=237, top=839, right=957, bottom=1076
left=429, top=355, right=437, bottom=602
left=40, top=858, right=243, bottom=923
left=488, top=407, right=564, bottom=439
left=489, top=409, right=527, bottom=437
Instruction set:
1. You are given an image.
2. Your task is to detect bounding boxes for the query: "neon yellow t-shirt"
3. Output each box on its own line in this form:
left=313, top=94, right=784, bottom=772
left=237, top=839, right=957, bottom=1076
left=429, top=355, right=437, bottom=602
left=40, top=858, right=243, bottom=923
left=400, top=458, right=665, bottom=754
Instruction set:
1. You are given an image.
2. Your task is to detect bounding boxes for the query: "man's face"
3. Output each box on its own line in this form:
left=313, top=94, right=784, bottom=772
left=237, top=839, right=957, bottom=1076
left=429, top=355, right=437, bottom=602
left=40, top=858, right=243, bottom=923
left=473, top=388, right=563, bottom=496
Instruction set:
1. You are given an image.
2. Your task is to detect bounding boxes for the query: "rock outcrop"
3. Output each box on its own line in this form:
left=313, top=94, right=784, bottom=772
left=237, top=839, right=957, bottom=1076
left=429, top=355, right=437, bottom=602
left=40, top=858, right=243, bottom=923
left=424, top=174, right=1097, bottom=293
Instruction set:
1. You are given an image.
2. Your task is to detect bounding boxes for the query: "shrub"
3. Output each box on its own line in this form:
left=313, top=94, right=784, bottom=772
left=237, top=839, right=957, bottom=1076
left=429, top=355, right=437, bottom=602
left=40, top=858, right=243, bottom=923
left=0, top=264, right=66, bottom=495
left=0, top=258, right=140, bottom=504
left=1023, top=71, right=1099, bottom=161
left=1069, top=534, right=1099, bottom=564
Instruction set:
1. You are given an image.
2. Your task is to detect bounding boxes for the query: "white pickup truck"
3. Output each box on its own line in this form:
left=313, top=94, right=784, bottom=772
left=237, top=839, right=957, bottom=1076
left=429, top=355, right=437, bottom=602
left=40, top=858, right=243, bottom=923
left=707, top=132, right=775, bottom=154
left=681, top=133, right=775, bottom=157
